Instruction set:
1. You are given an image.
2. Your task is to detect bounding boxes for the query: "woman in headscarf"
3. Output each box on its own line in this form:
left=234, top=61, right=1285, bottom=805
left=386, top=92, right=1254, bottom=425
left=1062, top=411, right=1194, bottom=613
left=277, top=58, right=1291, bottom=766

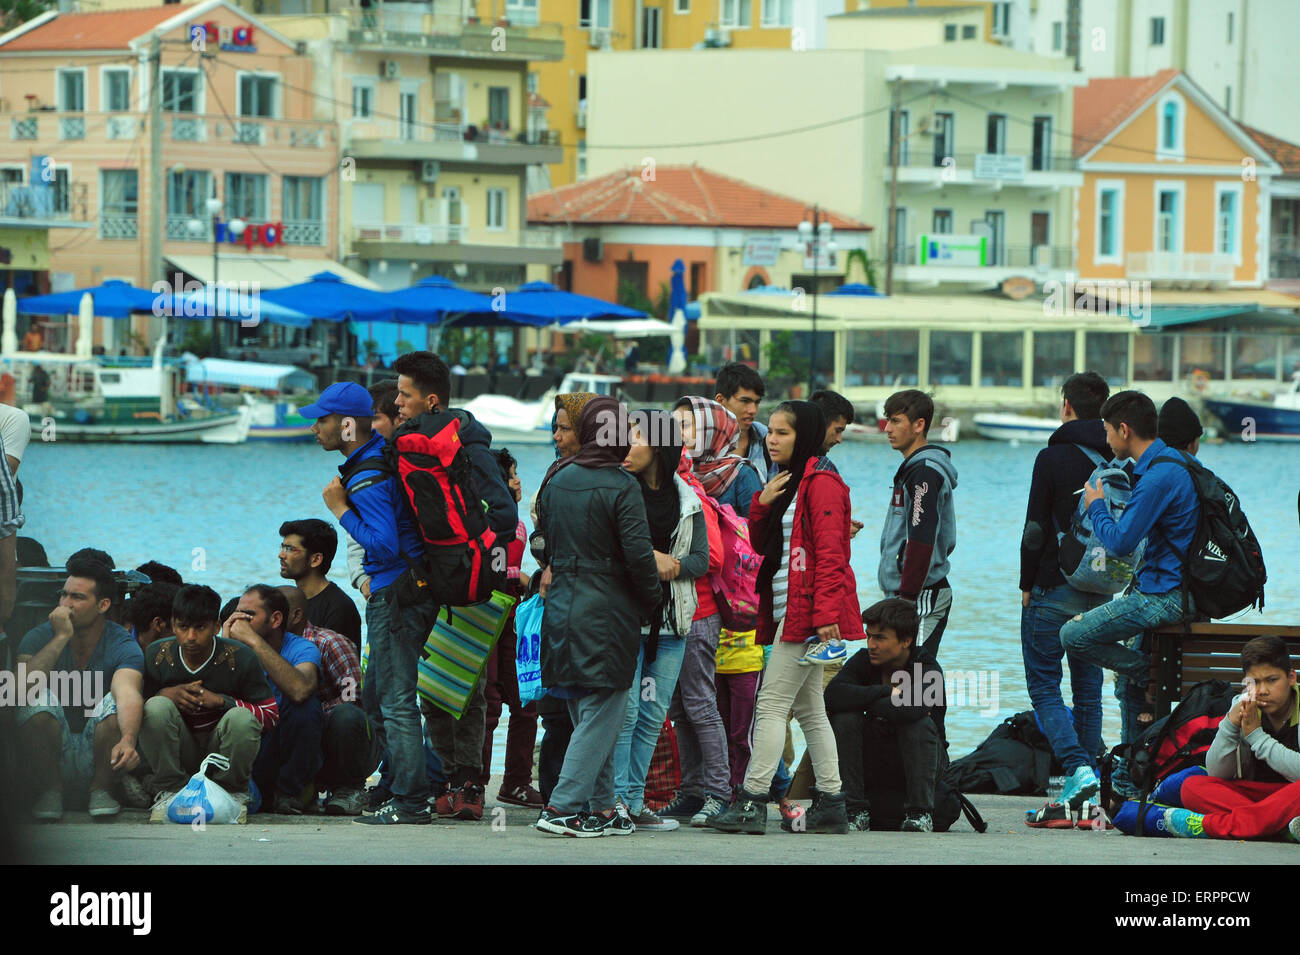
left=613, top=409, right=711, bottom=831
left=534, top=397, right=662, bottom=837
left=709, top=400, right=864, bottom=836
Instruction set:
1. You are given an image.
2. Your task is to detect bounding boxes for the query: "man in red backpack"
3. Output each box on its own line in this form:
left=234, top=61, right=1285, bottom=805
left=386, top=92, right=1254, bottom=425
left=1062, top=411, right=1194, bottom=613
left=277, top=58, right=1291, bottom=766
left=392, top=351, right=519, bottom=821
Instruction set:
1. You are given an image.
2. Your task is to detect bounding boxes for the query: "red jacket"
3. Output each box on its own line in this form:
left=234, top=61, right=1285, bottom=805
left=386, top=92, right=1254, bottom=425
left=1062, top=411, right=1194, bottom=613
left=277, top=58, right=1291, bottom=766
left=748, top=457, right=864, bottom=646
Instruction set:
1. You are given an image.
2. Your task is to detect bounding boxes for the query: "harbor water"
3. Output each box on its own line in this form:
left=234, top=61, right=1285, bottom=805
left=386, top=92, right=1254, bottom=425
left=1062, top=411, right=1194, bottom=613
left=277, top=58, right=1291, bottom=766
left=22, top=436, right=1300, bottom=763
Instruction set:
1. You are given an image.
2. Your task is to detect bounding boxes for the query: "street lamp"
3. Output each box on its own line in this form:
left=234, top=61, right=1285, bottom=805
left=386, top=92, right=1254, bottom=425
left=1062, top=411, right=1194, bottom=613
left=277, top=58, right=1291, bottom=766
left=188, top=195, right=244, bottom=359
left=797, top=209, right=837, bottom=398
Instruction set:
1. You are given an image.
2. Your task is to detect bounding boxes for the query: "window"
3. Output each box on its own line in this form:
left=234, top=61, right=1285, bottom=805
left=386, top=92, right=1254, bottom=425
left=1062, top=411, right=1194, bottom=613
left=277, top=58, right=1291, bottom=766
left=891, top=206, right=908, bottom=264
left=50, top=166, right=70, bottom=215
left=488, top=87, right=510, bottom=128
left=1032, top=331, right=1073, bottom=388
left=100, top=169, right=138, bottom=238
left=593, top=0, right=611, bottom=29
left=1097, top=186, right=1120, bottom=260
left=283, top=176, right=322, bottom=221
left=792, top=331, right=835, bottom=388
left=57, top=69, right=85, bottom=111
left=674, top=0, right=689, bottom=12
left=980, top=332, right=1023, bottom=386
left=1051, top=21, right=1062, bottom=51
left=928, top=331, right=973, bottom=386
left=1133, top=334, right=1174, bottom=381
left=1179, top=334, right=1226, bottom=380
left=352, top=82, right=374, bottom=119
left=690, top=262, right=706, bottom=298
left=167, top=169, right=209, bottom=217
left=486, top=187, right=507, bottom=230
left=1085, top=333, right=1129, bottom=386
left=641, top=6, right=663, bottom=46
left=577, top=140, right=587, bottom=180
left=238, top=74, right=277, bottom=117
left=224, top=172, right=268, bottom=220
left=1159, top=100, right=1181, bottom=155
left=944, top=24, right=957, bottom=42
left=888, top=108, right=909, bottom=164
left=1150, top=16, right=1165, bottom=45
left=1227, top=11, right=1234, bottom=43
left=992, top=2, right=1010, bottom=37
left=1216, top=184, right=1241, bottom=258
left=1156, top=186, right=1181, bottom=253
left=1233, top=334, right=1279, bottom=380
left=506, top=0, right=539, bottom=26
left=986, top=113, right=1006, bottom=154
left=962, top=24, right=976, bottom=39
left=703, top=328, right=761, bottom=368
left=579, top=0, right=592, bottom=26
left=932, top=112, right=954, bottom=167
left=932, top=209, right=952, bottom=233
left=527, top=73, right=539, bottom=95
left=616, top=260, right=649, bottom=300
left=985, top=210, right=1005, bottom=266
left=846, top=329, right=919, bottom=386
left=761, top=0, right=791, bottom=27
left=161, top=69, right=201, bottom=112
left=721, top=0, right=750, bottom=28
left=103, top=68, right=131, bottom=112
left=1032, top=115, right=1052, bottom=170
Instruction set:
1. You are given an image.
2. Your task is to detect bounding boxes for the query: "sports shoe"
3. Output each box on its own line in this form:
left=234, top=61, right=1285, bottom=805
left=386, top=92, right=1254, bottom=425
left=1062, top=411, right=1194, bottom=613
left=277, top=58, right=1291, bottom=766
left=710, top=790, right=768, bottom=834
left=324, top=786, right=367, bottom=816
left=1025, top=800, right=1112, bottom=830
left=353, top=801, right=433, bottom=825
left=658, top=792, right=705, bottom=819
left=148, top=791, right=177, bottom=824
left=782, top=791, right=848, bottom=833
left=118, top=774, right=151, bottom=810
left=799, top=639, right=847, bottom=666
left=365, top=786, right=393, bottom=814
left=1286, top=815, right=1300, bottom=844
left=535, top=806, right=603, bottom=838
left=778, top=797, right=804, bottom=823
left=1061, top=764, right=1100, bottom=810
left=497, top=784, right=544, bottom=809
left=1163, top=808, right=1208, bottom=839
left=434, top=786, right=458, bottom=817
left=87, top=788, right=120, bottom=819
left=690, top=793, right=730, bottom=828
left=629, top=807, right=679, bottom=831
left=595, top=804, right=635, bottom=835
left=270, top=792, right=304, bottom=816
left=901, top=811, right=934, bottom=833
left=31, top=789, right=63, bottom=822
left=453, top=783, right=485, bottom=821
left=849, top=809, right=871, bottom=832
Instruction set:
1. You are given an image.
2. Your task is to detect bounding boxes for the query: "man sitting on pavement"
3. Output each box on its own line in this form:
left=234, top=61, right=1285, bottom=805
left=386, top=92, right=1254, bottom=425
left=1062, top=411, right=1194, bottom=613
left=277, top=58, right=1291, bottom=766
left=278, top=585, right=374, bottom=816
left=824, top=598, right=945, bottom=833
left=17, top=557, right=144, bottom=821
left=139, top=585, right=277, bottom=823
left=125, top=582, right=180, bottom=653
left=224, top=585, right=323, bottom=815
left=278, top=518, right=362, bottom=652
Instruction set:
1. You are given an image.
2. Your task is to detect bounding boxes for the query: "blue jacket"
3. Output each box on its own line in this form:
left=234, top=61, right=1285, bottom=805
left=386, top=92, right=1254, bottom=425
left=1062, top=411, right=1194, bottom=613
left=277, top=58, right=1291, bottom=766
left=338, top=431, right=425, bottom=592
left=715, top=458, right=764, bottom=518
left=1086, top=438, right=1198, bottom=594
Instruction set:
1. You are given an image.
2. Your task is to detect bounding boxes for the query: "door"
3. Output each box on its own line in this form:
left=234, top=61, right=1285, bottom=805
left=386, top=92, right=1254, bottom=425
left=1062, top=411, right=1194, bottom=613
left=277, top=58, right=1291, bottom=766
left=893, top=206, right=909, bottom=264
left=890, top=108, right=910, bottom=165
left=932, top=209, right=953, bottom=234
left=933, top=112, right=954, bottom=167
left=1030, top=211, right=1050, bottom=266
left=399, top=91, right=418, bottom=141
left=400, top=184, right=419, bottom=224
left=1032, top=116, right=1052, bottom=171
left=984, top=210, right=1005, bottom=266
left=986, top=114, right=1005, bottom=155
left=641, top=6, right=662, bottom=48
left=352, top=183, right=385, bottom=226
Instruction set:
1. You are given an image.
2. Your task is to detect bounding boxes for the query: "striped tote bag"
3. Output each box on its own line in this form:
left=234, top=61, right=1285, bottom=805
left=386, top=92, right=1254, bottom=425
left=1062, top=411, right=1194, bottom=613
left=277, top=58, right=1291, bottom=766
left=415, top=590, right=517, bottom=719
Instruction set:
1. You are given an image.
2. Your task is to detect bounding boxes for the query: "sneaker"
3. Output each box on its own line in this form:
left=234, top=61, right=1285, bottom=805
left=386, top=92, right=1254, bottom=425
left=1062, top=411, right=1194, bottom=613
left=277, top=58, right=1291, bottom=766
left=270, top=792, right=304, bottom=816
left=799, top=639, right=847, bottom=666
left=452, top=783, right=485, bottom=821
left=629, top=807, right=679, bottom=831
left=118, top=774, right=151, bottom=810
left=658, top=792, right=705, bottom=819
left=595, top=804, right=635, bottom=835
left=535, top=806, right=603, bottom=838
left=1061, top=765, right=1100, bottom=810
left=783, top=791, right=848, bottom=834
left=901, top=811, right=934, bottom=833
left=710, top=790, right=768, bottom=834
left=148, top=791, right=177, bottom=824
left=690, top=793, right=730, bottom=828
left=87, top=788, right=120, bottom=819
left=1025, top=800, right=1112, bottom=830
left=778, top=797, right=804, bottom=823
left=434, top=786, right=459, bottom=817
left=1286, top=815, right=1300, bottom=844
left=324, top=787, right=367, bottom=817
left=364, top=786, right=393, bottom=815
left=849, top=809, right=871, bottom=832
left=497, top=784, right=544, bottom=809
left=1163, top=807, right=1208, bottom=839
left=31, top=789, right=62, bottom=822
left=353, top=801, right=433, bottom=825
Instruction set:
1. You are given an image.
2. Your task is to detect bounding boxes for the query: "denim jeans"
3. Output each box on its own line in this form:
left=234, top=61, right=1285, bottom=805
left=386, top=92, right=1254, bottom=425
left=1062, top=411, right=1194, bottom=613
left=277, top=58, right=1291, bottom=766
left=1021, top=584, right=1109, bottom=775
left=614, top=632, right=686, bottom=813
left=363, top=584, right=436, bottom=811
left=1059, top=588, right=1187, bottom=744
left=253, top=694, right=324, bottom=802
left=669, top=614, right=732, bottom=799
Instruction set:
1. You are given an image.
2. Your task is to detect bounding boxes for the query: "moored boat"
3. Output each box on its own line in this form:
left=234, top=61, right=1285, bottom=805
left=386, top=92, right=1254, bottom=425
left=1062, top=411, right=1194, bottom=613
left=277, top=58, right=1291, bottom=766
left=1204, top=375, right=1300, bottom=442
left=972, top=413, right=1058, bottom=442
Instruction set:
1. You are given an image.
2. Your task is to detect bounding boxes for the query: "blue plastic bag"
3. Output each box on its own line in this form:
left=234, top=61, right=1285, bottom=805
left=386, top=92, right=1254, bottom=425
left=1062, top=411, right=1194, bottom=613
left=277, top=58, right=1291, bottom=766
left=166, top=753, right=243, bottom=825
left=515, top=593, right=545, bottom=706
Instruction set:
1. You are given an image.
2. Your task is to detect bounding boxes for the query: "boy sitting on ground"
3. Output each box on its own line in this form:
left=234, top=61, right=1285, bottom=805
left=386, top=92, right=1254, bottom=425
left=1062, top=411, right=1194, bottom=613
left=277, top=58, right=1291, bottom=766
left=1165, top=636, right=1300, bottom=841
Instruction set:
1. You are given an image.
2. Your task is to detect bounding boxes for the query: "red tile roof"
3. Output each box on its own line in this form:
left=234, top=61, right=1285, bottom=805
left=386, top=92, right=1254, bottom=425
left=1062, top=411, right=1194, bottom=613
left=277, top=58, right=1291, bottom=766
left=2, top=5, right=198, bottom=52
left=1072, top=69, right=1179, bottom=158
left=529, top=165, right=870, bottom=230
left=1242, top=124, right=1300, bottom=177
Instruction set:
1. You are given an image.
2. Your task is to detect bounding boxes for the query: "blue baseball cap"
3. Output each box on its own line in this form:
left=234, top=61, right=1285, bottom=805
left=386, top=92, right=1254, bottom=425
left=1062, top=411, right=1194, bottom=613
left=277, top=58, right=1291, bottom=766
left=299, top=382, right=375, bottom=419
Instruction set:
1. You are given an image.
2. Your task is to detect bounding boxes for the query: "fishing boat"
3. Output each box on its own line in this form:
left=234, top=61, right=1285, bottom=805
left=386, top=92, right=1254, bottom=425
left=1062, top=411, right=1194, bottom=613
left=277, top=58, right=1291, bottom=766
left=459, top=372, right=623, bottom=445
left=183, top=358, right=318, bottom=442
left=1203, top=375, right=1300, bottom=442
left=972, top=413, right=1058, bottom=442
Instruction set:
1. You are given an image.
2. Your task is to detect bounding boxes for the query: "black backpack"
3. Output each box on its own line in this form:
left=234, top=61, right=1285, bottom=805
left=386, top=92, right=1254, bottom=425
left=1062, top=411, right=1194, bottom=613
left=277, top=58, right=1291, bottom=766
left=943, top=711, right=1060, bottom=796
left=1149, top=451, right=1265, bottom=620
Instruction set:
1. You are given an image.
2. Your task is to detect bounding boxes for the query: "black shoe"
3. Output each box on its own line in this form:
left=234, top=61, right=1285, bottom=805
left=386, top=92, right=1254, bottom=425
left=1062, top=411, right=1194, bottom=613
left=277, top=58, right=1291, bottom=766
left=901, top=811, right=934, bottom=833
left=849, top=808, right=871, bottom=832
left=785, top=790, right=848, bottom=834
left=353, top=801, right=433, bottom=825
left=535, top=806, right=603, bottom=838
left=659, top=792, right=705, bottom=819
left=710, top=790, right=768, bottom=834
left=271, top=792, right=304, bottom=816
left=594, top=806, right=636, bottom=835
left=363, top=787, right=393, bottom=815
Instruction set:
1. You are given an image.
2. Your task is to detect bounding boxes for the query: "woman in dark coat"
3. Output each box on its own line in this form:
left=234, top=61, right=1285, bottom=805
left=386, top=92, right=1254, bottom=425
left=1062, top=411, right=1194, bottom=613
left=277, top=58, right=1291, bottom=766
left=534, top=396, right=662, bottom=837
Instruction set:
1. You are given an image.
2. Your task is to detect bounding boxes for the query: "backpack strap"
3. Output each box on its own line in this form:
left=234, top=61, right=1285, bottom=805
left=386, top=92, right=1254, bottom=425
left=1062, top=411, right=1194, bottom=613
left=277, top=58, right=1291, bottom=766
left=1073, top=444, right=1107, bottom=470
left=956, top=793, right=989, bottom=834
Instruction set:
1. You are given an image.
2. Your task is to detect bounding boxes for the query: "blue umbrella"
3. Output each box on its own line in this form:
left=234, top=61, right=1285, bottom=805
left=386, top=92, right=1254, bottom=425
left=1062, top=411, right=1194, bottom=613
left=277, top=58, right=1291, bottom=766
left=260, top=271, right=396, bottom=322
left=16, top=279, right=160, bottom=318
left=381, top=276, right=508, bottom=325
left=501, top=281, right=645, bottom=324
left=827, top=283, right=885, bottom=297
left=162, top=288, right=314, bottom=328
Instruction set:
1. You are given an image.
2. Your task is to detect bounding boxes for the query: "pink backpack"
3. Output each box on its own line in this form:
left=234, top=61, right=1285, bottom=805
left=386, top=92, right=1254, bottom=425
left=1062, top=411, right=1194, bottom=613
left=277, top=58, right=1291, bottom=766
left=699, top=496, right=762, bottom=632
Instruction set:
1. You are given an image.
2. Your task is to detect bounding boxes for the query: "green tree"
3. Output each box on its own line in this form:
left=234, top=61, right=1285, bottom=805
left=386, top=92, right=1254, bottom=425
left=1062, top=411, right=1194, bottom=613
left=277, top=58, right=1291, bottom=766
left=1, top=0, right=52, bottom=33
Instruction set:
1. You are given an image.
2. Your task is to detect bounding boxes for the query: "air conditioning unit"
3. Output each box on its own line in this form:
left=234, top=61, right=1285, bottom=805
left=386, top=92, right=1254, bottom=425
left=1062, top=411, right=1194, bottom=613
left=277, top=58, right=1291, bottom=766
left=380, top=60, right=400, bottom=80
left=583, top=236, right=603, bottom=262
left=420, top=159, right=440, bottom=183
left=914, top=114, right=932, bottom=135
left=704, top=27, right=731, bottom=47
left=589, top=27, right=611, bottom=49
left=576, top=104, right=587, bottom=129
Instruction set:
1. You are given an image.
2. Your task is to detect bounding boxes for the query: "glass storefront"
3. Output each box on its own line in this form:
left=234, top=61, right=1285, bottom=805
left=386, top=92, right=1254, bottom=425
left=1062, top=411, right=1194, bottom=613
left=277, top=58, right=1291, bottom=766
left=845, top=328, right=920, bottom=386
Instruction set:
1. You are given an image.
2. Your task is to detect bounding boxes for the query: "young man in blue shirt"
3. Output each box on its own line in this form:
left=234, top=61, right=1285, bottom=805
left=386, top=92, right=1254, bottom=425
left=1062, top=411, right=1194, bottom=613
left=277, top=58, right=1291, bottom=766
left=1060, top=390, right=1199, bottom=746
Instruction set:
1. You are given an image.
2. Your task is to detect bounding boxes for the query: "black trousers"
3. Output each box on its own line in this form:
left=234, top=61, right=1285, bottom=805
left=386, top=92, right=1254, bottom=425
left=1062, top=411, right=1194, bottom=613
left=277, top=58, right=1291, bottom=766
left=538, top=707, right=574, bottom=805
left=830, top=710, right=940, bottom=816
left=318, top=703, right=378, bottom=790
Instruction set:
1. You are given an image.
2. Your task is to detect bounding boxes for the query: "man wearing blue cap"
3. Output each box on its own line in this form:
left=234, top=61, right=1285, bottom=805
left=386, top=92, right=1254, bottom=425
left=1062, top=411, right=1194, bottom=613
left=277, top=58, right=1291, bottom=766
left=300, top=382, right=435, bottom=825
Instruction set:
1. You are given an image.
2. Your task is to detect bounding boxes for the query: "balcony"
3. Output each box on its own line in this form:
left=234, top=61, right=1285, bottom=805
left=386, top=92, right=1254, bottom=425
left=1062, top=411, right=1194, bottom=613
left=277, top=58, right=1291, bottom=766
left=882, top=150, right=1081, bottom=190
left=350, top=222, right=563, bottom=265
left=345, top=9, right=564, bottom=61
left=1127, top=252, right=1236, bottom=284
left=345, top=118, right=561, bottom=165
left=887, top=240, right=1075, bottom=288
left=0, top=181, right=88, bottom=224
left=3, top=110, right=330, bottom=150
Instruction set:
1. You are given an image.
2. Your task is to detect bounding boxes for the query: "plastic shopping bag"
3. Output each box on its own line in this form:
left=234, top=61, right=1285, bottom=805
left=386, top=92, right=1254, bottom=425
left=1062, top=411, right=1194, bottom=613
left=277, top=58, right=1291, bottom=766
left=166, top=753, right=243, bottom=825
left=514, top=593, right=545, bottom=706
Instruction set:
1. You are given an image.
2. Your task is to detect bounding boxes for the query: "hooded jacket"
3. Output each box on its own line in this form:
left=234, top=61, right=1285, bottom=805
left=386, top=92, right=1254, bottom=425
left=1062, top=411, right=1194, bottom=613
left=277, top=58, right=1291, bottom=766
left=878, top=445, right=959, bottom=599
left=1019, top=418, right=1113, bottom=593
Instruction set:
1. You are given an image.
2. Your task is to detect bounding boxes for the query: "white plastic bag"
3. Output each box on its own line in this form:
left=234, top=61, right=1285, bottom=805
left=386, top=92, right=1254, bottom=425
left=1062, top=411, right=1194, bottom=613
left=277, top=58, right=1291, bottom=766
left=166, top=753, right=242, bottom=825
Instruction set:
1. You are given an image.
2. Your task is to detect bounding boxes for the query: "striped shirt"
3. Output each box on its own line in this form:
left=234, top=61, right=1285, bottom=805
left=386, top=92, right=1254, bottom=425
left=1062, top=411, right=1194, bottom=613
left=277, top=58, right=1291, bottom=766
left=770, top=491, right=796, bottom=623
left=0, top=433, right=23, bottom=538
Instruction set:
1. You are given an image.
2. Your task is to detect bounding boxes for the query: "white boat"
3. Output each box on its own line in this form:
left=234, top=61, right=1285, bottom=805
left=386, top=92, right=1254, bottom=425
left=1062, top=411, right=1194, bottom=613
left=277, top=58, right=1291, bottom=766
left=460, top=372, right=623, bottom=445
left=183, top=358, right=318, bottom=442
left=972, top=413, right=1058, bottom=442
left=842, top=399, right=960, bottom=443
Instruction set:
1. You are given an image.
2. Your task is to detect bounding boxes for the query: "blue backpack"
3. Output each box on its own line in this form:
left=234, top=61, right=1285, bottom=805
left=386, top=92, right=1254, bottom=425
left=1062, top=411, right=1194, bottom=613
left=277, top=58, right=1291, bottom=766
left=1057, top=445, right=1145, bottom=595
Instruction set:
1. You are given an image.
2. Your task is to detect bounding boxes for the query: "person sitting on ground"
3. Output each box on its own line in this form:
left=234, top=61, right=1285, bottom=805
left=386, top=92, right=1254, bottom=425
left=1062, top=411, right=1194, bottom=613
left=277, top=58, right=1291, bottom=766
left=125, top=582, right=181, bottom=652
left=139, top=585, right=277, bottom=824
left=225, top=584, right=322, bottom=816
left=825, top=598, right=945, bottom=833
left=1164, top=636, right=1300, bottom=841
left=65, top=548, right=129, bottom=625
left=135, top=561, right=183, bottom=586
left=279, top=518, right=361, bottom=652
left=278, top=585, right=373, bottom=817
left=16, top=557, right=144, bottom=821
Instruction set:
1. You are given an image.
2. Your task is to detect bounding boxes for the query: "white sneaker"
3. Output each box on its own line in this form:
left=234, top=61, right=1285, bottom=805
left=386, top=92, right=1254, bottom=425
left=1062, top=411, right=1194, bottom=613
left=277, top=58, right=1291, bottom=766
left=31, top=789, right=62, bottom=822
left=87, top=788, right=121, bottom=818
left=149, top=791, right=178, bottom=824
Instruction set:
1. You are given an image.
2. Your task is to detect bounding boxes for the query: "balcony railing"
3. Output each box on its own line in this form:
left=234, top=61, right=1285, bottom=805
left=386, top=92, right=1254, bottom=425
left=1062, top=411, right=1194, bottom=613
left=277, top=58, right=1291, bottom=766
left=100, top=213, right=138, bottom=240
left=889, top=242, right=1074, bottom=269
left=3, top=111, right=329, bottom=149
left=0, top=181, right=81, bottom=221
left=883, top=150, right=1079, bottom=173
left=345, top=7, right=564, bottom=57
left=1127, top=252, right=1235, bottom=282
left=283, top=219, right=325, bottom=246
left=347, top=117, right=559, bottom=147
left=352, top=223, right=563, bottom=248
left=58, top=115, right=86, bottom=140
left=166, top=214, right=211, bottom=241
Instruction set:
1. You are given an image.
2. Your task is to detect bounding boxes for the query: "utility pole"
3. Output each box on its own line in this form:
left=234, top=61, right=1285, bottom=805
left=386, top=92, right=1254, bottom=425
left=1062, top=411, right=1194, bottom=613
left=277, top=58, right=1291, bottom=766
left=885, top=79, right=901, bottom=297
left=148, top=33, right=164, bottom=291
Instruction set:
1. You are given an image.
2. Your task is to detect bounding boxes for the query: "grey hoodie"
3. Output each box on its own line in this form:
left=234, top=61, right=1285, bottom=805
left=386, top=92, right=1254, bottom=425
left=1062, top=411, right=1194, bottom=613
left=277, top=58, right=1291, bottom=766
left=878, top=445, right=958, bottom=598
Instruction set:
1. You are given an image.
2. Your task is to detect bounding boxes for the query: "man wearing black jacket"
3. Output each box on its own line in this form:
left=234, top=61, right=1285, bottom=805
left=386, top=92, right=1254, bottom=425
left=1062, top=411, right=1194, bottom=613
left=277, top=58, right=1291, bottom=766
left=825, top=598, right=944, bottom=833
left=1019, top=371, right=1111, bottom=814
